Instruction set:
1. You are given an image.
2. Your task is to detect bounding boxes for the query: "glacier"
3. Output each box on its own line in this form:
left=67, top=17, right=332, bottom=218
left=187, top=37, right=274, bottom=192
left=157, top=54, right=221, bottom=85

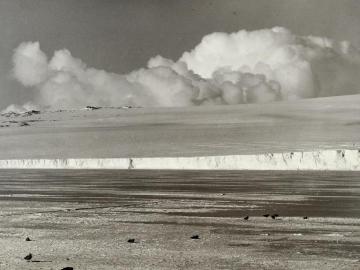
left=0, top=149, right=359, bottom=170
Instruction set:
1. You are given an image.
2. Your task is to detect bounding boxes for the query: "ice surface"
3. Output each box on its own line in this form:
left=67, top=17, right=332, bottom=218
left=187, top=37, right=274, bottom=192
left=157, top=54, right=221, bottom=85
left=1, top=170, right=359, bottom=269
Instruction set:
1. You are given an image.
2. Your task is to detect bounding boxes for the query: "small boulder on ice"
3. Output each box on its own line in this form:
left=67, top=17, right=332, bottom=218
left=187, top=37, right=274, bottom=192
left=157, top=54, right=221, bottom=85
left=24, top=253, right=32, bottom=261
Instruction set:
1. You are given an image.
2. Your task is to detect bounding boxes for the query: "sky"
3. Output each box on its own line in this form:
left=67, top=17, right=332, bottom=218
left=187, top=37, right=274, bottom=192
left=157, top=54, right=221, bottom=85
left=1, top=0, right=360, bottom=109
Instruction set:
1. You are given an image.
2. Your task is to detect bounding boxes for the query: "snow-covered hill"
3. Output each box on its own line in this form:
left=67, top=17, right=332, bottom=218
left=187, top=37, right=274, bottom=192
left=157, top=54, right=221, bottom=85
left=0, top=95, right=360, bottom=160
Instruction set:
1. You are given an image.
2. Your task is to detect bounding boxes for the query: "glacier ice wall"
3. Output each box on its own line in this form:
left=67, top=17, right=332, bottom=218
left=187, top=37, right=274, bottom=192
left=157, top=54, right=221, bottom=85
left=0, top=158, right=129, bottom=169
left=132, top=149, right=360, bottom=170
left=0, top=149, right=359, bottom=170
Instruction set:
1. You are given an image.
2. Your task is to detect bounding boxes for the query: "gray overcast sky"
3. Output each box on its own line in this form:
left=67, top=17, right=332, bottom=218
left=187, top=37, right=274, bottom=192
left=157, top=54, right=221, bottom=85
left=1, top=0, right=360, bottom=108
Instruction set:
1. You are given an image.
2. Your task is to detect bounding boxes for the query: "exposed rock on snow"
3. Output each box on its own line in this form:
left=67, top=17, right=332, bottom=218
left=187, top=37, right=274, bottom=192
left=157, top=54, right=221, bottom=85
left=0, top=110, right=40, bottom=118
left=84, top=106, right=101, bottom=111
left=0, top=149, right=359, bottom=170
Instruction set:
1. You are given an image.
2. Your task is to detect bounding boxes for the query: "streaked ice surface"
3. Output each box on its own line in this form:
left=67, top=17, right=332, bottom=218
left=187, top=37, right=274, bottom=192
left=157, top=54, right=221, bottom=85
left=0, top=170, right=359, bottom=217
left=0, top=170, right=359, bottom=269
left=0, top=95, right=359, bottom=159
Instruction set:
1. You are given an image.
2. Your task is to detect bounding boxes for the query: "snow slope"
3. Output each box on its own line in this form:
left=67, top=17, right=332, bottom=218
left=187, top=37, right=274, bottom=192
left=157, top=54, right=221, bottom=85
left=0, top=149, right=359, bottom=170
left=0, top=95, right=359, bottom=160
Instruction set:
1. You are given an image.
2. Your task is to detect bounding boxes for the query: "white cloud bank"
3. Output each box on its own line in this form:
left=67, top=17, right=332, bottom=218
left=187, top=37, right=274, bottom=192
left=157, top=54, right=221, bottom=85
left=9, top=27, right=360, bottom=109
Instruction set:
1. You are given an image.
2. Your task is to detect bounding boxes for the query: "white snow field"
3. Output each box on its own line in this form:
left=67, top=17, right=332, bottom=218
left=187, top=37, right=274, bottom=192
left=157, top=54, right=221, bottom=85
left=0, top=94, right=359, bottom=169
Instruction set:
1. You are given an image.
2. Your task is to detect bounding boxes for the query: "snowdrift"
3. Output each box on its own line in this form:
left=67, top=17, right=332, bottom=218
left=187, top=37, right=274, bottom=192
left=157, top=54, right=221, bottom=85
left=0, top=149, right=359, bottom=170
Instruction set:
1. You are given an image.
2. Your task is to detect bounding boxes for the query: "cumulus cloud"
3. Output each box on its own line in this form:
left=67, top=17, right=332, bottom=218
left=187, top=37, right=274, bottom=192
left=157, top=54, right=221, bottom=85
left=12, top=42, right=49, bottom=87
left=10, top=27, right=360, bottom=109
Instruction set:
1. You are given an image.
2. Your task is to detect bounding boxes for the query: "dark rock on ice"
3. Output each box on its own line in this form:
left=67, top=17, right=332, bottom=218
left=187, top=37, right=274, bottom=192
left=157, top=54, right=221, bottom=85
left=24, top=253, right=32, bottom=261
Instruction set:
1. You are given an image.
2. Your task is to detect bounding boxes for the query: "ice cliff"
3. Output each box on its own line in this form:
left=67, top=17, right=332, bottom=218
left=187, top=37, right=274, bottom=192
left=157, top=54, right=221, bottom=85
left=0, top=149, right=359, bottom=170
left=0, top=158, right=130, bottom=169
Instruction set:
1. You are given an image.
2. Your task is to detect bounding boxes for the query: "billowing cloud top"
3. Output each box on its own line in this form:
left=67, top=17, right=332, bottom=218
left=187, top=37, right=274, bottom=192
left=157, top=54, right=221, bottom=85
left=9, top=27, right=360, bottom=110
